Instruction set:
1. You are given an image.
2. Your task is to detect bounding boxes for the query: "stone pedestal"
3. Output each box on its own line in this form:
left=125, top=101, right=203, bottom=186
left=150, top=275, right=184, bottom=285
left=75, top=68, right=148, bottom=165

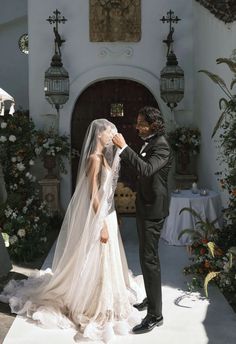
left=39, top=178, right=60, bottom=214
left=174, top=174, right=198, bottom=190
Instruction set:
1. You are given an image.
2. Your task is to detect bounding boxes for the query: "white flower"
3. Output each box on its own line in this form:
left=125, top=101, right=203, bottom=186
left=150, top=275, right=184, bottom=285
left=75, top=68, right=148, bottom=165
left=0, top=136, right=7, bottom=142
left=17, top=228, right=26, bottom=238
left=4, top=207, right=13, bottom=218
left=22, top=206, right=28, bottom=214
left=9, top=235, right=18, bottom=245
left=16, top=162, right=25, bottom=171
left=1, top=122, right=7, bottom=129
left=9, top=135, right=16, bottom=142
left=141, top=152, right=146, bottom=157
left=25, top=172, right=32, bottom=179
left=11, top=212, right=17, bottom=219
left=11, top=157, right=17, bottom=162
left=26, top=197, right=33, bottom=206
left=29, top=159, right=34, bottom=165
left=35, top=147, right=42, bottom=155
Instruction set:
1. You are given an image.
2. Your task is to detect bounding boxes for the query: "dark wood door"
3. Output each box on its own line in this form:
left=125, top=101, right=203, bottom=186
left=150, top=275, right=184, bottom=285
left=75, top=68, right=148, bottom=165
left=71, top=79, right=159, bottom=191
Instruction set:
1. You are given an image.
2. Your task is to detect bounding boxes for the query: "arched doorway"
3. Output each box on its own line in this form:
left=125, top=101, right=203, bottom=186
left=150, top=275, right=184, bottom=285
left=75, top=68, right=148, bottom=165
left=71, top=79, right=159, bottom=191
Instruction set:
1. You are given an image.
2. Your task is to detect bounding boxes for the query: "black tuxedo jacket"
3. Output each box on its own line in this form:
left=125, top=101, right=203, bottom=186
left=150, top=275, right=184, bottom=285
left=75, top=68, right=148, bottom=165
left=120, top=135, right=173, bottom=219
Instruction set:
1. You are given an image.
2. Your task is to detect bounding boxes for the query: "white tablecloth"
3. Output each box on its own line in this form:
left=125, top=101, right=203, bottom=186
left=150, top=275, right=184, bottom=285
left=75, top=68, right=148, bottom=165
left=161, top=190, right=222, bottom=246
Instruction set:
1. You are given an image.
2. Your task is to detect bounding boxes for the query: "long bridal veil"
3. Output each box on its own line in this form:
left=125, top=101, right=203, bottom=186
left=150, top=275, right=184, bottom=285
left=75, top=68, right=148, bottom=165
left=0, top=119, right=144, bottom=341
left=0, top=120, right=120, bottom=319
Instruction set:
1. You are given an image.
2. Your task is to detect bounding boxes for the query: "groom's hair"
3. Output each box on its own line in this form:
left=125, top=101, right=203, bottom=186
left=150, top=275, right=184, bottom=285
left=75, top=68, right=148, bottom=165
left=138, top=106, right=165, bottom=135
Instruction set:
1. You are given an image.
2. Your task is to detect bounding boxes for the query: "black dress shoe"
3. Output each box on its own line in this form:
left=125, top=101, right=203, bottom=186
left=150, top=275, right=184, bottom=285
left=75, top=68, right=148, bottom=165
left=133, top=298, right=148, bottom=311
left=132, top=314, right=163, bottom=334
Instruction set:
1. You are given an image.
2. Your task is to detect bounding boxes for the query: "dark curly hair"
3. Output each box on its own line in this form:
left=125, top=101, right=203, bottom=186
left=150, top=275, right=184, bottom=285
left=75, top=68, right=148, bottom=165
left=138, top=106, right=165, bottom=136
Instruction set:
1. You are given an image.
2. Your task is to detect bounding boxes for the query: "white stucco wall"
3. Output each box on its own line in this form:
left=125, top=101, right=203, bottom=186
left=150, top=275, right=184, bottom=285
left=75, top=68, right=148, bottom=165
left=28, top=0, right=194, bottom=209
left=193, top=2, right=236, bottom=205
left=0, top=0, right=28, bottom=109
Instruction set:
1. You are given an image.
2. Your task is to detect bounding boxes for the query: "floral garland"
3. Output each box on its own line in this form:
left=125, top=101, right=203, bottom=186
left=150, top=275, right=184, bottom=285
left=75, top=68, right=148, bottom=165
left=0, top=111, right=69, bottom=262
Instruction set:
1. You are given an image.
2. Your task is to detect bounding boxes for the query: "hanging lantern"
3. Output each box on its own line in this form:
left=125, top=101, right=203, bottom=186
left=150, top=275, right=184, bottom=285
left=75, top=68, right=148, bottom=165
left=160, top=10, right=184, bottom=111
left=44, top=53, right=69, bottom=113
left=160, top=51, right=184, bottom=111
left=44, top=9, right=69, bottom=114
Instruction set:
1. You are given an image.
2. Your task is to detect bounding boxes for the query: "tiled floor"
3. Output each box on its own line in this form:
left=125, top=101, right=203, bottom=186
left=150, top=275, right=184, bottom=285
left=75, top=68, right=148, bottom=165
left=1, top=217, right=236, bottom=344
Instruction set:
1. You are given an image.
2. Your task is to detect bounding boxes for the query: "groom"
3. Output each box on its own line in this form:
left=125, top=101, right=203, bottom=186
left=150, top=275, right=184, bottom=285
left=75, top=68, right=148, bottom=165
left=113, top=106, right=173, bottom=334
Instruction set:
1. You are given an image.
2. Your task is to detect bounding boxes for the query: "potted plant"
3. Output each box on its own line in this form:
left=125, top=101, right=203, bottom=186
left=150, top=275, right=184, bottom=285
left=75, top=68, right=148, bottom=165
left=178, top=207, right=236, bottom=298
left=34, top=128, right=70, bottom=178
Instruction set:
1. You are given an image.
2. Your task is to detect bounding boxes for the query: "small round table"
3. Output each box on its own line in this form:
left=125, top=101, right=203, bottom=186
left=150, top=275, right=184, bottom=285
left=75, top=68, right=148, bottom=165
left=161, top=189, right=222, bottom=246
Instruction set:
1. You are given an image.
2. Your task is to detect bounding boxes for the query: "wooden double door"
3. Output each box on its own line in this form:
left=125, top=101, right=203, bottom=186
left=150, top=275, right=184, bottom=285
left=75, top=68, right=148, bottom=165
left=71, top=79, right=159, bottom=191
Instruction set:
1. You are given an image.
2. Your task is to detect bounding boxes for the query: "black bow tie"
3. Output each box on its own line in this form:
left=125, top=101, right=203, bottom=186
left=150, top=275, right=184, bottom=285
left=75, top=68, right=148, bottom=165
left=144, top=134, right=157, bottom=143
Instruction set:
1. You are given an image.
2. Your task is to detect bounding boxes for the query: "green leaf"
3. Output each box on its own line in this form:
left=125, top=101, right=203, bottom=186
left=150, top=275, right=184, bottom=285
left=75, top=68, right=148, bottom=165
left=216, top=58, right=236, bottom=74
left=179, top=207, right=203, bottom=222
left=212, top=107, right=230, bottom=138
left=229, top=252, right=233, bottom=269
left=228, top=246, right=236, bottom=256
left=204, top=271, right=220, bottom=297
left=199, top=70, right=227, bottom=88
left=230, top=79, right=236, bottom=90
left=219, top=98, right=229, bottom=110
left=178, top=228, right=202, bottom=240
left=207, top=242, right=216, bottom=257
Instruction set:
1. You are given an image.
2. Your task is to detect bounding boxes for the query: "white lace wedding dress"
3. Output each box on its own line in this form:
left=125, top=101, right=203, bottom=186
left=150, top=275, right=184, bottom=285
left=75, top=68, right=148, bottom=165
left=0, top=168, right=144, bottom=343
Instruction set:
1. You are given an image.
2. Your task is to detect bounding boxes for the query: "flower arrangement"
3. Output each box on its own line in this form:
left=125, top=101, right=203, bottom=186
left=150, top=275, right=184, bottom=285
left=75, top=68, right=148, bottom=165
left=0, top=111, right=54, bottom=261
left=179, top=208, right=236, bottom=302
left=168, top=127, right=201, bottom=155
left=35, top=128, right=70, bottom=174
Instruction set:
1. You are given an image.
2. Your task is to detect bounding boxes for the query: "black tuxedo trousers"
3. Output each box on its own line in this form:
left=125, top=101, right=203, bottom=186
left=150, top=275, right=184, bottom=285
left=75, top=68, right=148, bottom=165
left=136, top=215, right=164, bottom=317
left=120, top=135, right=173, bottom=317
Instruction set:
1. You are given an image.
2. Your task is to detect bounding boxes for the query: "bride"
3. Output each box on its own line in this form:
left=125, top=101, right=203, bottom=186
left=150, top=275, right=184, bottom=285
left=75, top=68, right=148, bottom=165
left=0, top=119, right=143, bottom=342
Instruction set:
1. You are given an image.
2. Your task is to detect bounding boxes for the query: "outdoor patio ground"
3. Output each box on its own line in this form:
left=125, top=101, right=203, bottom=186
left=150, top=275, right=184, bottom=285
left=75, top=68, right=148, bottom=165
left=0, top=217, right=236, bottom=344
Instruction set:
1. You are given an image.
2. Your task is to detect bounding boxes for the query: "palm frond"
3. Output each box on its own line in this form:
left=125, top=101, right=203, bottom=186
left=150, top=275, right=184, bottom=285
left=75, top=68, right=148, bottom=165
left=199, top=69, right=232, bottom=98
left=219, top=98, right=229, bottom=110
left=204, top=272, right=220, bottom=297
left=210, top=215, right=222, bottom=226
left=230, top=79, right=236, bottom=90
left=199, top=70, right=227, bottom=87
left=212, top=107, right=230, bottom=138
left=207, top=242, right=216, bottom=257
left=178, top=228, right=202, bottom=240
left=228, top=247, right=236, bottom=256
left=216, top=58, right=236, bottom=74
left=229, top=253, right=233, bottom=269
left=179, top=207, right=203, bottom=222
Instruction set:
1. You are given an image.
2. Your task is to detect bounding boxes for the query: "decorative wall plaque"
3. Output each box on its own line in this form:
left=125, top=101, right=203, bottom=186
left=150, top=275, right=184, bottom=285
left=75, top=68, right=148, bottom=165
left=90, top=0, right=141, bottom=42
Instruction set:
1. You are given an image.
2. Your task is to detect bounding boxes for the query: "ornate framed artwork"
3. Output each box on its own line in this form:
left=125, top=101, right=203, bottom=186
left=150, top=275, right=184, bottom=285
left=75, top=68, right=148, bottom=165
left=89, top=0, right=141, bottom=42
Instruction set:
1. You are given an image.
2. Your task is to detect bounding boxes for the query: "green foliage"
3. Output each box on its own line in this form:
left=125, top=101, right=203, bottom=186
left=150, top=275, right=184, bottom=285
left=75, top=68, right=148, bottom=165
left=183, top=54, right=236, bottom=299
left=0, top=111, right=69, bottom=262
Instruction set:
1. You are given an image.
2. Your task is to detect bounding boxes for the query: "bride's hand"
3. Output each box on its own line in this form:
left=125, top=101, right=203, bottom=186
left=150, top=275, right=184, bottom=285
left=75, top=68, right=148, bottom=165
left=100, top=223, right=109, bottom=244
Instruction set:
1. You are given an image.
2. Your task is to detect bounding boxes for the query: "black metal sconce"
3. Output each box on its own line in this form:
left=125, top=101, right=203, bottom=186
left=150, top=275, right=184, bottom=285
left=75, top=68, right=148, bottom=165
left=44, top=9, right=69, bottom=114
left=160, top=10, right=184, bottom=111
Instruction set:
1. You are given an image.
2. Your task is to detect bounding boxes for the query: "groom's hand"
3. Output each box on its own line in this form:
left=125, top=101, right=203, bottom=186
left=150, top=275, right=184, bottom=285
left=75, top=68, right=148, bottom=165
left=112, top=133, right=127, bottom=148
